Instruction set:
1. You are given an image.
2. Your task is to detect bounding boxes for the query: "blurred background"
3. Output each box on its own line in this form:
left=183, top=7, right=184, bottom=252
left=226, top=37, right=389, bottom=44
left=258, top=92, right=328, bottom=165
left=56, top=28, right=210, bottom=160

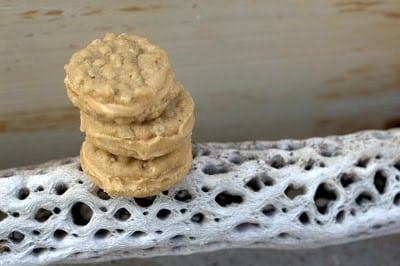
left=0, top=0, right=399, bottom=169
left=1, top=1, right=400, bottom=265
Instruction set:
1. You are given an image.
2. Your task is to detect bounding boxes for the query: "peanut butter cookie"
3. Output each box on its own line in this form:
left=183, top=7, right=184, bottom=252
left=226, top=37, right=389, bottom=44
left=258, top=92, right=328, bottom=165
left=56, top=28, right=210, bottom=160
left=64, top=33, right=177, bottom=124
left=80, top=140, right=193, bottom=197
left=81, top=83, right=195, bottom=160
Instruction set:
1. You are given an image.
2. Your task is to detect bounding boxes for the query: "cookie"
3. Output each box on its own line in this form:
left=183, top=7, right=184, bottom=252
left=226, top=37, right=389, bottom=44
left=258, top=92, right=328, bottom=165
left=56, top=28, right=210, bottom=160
left=66, top=72, right=179, bottom=124
left=80, top=139, right=193, bottom=197
left=81, top=83, right=195, bottom=159
left=64, top=33, right=176, bottom=123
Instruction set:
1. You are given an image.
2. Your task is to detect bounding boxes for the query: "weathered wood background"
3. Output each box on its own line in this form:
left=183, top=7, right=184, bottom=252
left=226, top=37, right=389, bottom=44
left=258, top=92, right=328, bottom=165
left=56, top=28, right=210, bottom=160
left=1, top=0, right=399, bottom=168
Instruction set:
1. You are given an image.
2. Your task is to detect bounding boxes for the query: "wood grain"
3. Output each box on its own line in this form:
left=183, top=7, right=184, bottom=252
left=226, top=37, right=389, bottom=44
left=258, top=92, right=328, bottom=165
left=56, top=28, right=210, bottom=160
left=1, top=0, right=399, bottom=168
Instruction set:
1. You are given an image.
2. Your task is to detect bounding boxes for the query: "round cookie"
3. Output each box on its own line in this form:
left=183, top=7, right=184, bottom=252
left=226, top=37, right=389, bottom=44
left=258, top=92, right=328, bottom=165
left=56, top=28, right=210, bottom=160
left=66, top=72, right=179, bottom=124
left=64, top=33, right=177, bottom=124
left=81, top=84, right=195, bottom=160
left=80, top=140, right=193, bottom=197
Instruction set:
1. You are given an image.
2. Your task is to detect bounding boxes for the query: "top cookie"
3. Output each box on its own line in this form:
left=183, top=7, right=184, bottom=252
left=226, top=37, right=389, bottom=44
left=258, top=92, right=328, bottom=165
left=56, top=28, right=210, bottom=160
left=64, top=33, right=174, bottom=123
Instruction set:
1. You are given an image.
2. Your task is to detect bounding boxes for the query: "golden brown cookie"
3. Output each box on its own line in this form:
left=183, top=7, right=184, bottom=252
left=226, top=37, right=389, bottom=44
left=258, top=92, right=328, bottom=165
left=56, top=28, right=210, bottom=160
left=64, top=33, right=177, bottom=124
left=80, top=140, right=193, bottom=197
left=81, top=83, right=195, bottom=160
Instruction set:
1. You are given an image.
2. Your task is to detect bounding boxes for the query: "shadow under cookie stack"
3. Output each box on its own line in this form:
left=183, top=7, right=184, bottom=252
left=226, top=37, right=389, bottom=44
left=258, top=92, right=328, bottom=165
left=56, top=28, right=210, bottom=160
left=64, top=33, right=195, bottom=197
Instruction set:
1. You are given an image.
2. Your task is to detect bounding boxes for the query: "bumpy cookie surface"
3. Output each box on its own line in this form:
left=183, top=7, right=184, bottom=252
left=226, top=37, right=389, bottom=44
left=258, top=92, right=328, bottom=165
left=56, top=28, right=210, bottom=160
left=80, top=140, right=192, bottom=197
left=64, top=33, right=175, bottom=123
left=81, top=83, right=195, bottom=159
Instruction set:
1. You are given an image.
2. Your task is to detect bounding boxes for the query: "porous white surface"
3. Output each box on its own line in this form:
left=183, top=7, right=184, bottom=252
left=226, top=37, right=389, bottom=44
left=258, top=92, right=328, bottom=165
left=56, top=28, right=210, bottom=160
left=0, top=130, right=400, bottom=266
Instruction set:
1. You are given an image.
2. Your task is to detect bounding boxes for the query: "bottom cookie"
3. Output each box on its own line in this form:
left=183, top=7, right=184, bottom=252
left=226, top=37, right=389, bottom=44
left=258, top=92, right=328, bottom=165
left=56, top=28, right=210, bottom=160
left=80, top=139, right=192, bottom=197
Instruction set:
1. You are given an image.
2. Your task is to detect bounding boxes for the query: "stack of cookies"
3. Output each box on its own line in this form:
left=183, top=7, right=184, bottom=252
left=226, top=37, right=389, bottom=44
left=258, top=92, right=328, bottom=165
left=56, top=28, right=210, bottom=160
left=64, top=33, right=195, bottom=197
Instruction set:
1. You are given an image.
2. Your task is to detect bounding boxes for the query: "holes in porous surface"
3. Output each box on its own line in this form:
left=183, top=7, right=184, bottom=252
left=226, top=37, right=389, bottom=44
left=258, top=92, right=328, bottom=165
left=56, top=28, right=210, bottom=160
left=281, top=207, right=288, bottom=213
left=315, top=219, right=323, bottom=225
left=77, top=180, right=84, bottom=184
left=71, top=202, right=93, bottom=226
left=261, top=174, right=274, bottom=186
left=244, top=173, right=274, bottom=189
left=53, top=207, right=61, bottom=214
left=53, top=229, right=68, bottom=240
left=12, top=212, right=19, bottom=218
left=394, top=161, right=400, bottom=171
left=355, top=192, right=374, bottom=206
left=0, top=246, right=11, bottom=253
left=201, top=186, right=210, bottom=192
left=170, top=234, right=185, bottom=241
left=262, top=204, right=277, bottom=216
left=269, top=155, right=285, bottom=169
left=35, top=186, right=44, bottom=192
left=55, top=183, right=68, bottom=195
left=114, top=208, right=131, bottom=221
left=314, top=183, right=337, bottom=214
left=99, top=207, right=107, bottom=212
left=131, top=231, right=147, bottom=238
left=191, top=213, right=204, bottom=224
left=156, top=209, right=171, bottom=220
left=31, top=247, right=47, bottom=256
left=162, top=190, right=169, bottom=195
left=96, top=189, right=110, bottom=200
left=215, top=192, right=243, bottom=207
left=229, top=154, right=245, bottom=165
left=180, top=209, right=187, bottom=214
left=278, top=232, right=289, bottom=238
left=134, top=196, right=156, bottom=207
left=202, top=163, right=229, bottom=175
left=304, top=159, right=314, bottom=171
left=246, top=177, right=262, bottom=192
left=174, top=190, right=193, bottom=202
left=340, top=173, right=359, bottom=188
left=374, top=170, right=387, bottom=194
left=8, top=231, right=24, bottom=243
left=0, top=211, right=7, bottom=222
left=356, top=157, right=370, bottom=168
left=94, top=229, right=110, bottom=239
left=394, top=193, right=400, bottom=206
left=32, top=230, right=40, bottom=235
left=200, top=150, right=210, bottom=156
left=34, top=208, right=53, bottom=222
left=17, top=187, right=30, bottom=200
left=284, top=184, right=306, bottom=199
left=234, top=222, right=260, bottom=232
left=155, top=230, right=163, bottom=234
left=336, top=210, right=345, bottom=224
left=116, top=229, right=124, bottom=234
left=298, top=212, right=310, bottom=224
left=372, top=224, right=383, bottom=230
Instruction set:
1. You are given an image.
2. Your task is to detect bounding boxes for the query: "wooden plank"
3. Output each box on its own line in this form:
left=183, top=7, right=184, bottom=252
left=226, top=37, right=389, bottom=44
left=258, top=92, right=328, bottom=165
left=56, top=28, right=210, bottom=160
left=1, top=0, right=400, bottom=168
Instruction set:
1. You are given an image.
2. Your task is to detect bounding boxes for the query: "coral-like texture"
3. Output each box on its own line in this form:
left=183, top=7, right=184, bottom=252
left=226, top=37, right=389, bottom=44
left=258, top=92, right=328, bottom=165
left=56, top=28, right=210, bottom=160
left=0, top=130, right=400, bottom=265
